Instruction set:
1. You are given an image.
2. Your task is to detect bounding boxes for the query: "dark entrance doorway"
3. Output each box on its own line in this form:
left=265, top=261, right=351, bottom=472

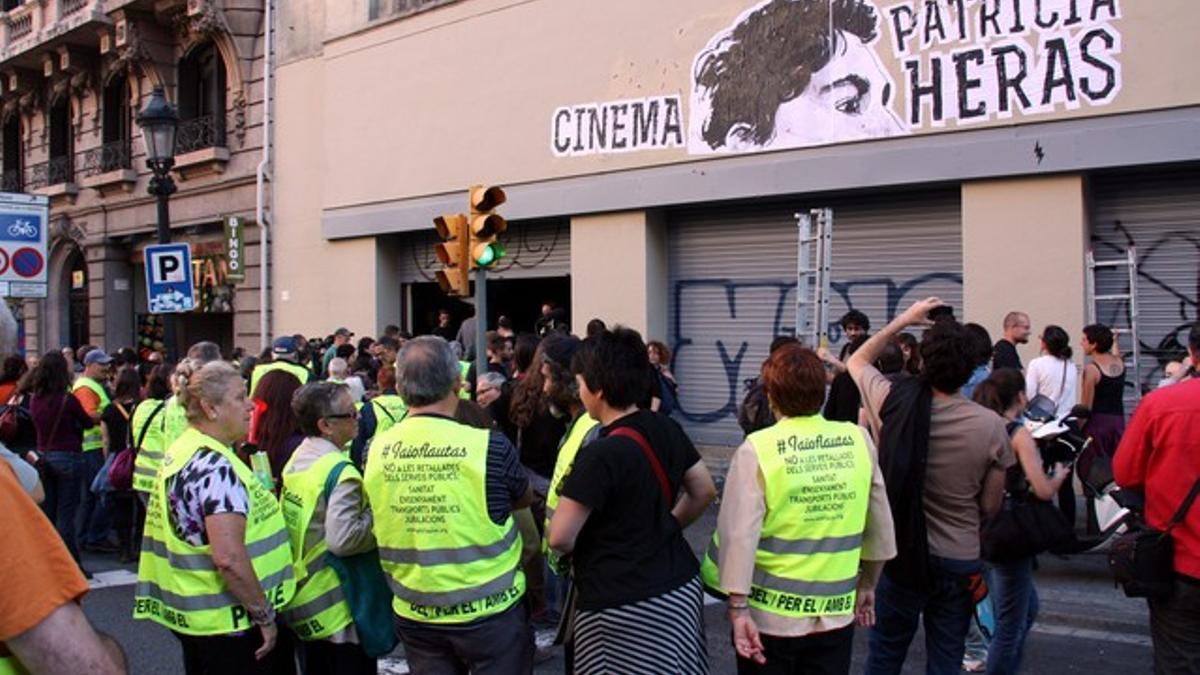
left=67, top=249, right=89, bottom=349
left=409, top=276, right=571, bottom=338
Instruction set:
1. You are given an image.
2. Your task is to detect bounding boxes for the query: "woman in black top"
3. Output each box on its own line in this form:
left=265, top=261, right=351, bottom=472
left=103, top=366, right=143, bottom=562
left=1079, top=324, right=1127, bottom=532
left=549, top=327, right=717, bottom=675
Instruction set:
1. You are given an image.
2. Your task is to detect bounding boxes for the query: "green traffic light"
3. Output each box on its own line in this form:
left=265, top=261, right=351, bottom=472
left=475, top=242, right=506, bottom=266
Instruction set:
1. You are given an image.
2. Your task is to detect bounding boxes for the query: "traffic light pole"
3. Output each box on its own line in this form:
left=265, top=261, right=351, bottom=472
left=474, top=268, right=488, bottom=369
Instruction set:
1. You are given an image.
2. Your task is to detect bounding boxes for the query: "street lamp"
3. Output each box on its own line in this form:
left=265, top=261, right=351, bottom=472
left=137, top=86, right=179, bottom=359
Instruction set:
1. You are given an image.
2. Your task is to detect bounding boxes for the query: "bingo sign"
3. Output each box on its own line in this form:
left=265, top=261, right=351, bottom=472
left=144, top=243, right=196, bottom=314
left=0, top=193, right=49, bottom=298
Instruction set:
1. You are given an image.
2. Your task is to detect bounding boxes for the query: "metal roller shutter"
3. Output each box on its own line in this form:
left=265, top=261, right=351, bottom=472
left=397, top=218, right=571, bottom=282
left=1090, top=169, right=1200, bottom=405
left=668, top=190, right=963, bottom=447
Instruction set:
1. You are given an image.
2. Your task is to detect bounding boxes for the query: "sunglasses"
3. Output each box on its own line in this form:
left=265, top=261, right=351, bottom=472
left=325, top=410, right=359, bottom=421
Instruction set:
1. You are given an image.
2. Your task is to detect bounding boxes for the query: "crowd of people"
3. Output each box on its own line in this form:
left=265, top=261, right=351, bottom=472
left=0, top=297, right=1197, bottom=675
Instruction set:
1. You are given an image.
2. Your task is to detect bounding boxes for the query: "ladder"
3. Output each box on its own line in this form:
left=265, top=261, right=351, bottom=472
left=1085, top=246, right=1141, bottom=404
left=794, top=208, right=833, bottom=349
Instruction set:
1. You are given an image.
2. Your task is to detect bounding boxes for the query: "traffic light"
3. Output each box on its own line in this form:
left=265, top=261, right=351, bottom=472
left=433, top=213, right=470, bottom=296
left=469, top=184, right=507, bottom=268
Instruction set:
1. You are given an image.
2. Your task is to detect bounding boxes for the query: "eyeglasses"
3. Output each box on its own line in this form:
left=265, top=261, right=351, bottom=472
left=325, top=410, right=359, bottom=421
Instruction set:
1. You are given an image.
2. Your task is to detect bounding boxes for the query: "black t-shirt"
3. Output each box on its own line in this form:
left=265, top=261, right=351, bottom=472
left=102, top=399, right=136, bottom=456
left=822, top=371, right=862, bottom=423
left=517, top=408, right=567, bottom=479
left=560, top=409, right=702, bottom=610
left=992, top=340, right=1023, bottom=371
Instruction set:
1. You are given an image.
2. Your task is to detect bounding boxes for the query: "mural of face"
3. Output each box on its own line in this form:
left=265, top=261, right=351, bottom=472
left=689, top=0, right=909, bottom=154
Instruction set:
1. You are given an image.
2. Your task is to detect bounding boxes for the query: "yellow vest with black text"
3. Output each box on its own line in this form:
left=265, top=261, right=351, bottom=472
left=544, top=413, right=599, bottom=551
left=250, top=360, right=311, bottom=397
left=280, top=451, right=357, bottom=641
left=134, top=426, right=296, bottom=635
left=72, top=377, right=110, bottom=452
left=370, top=394, right=408, bottom=437
left=363, top=415, right=524, bottom=624
left=701, top=415, right=872, bottom=619
left=131, top=399, right=169, bottom=494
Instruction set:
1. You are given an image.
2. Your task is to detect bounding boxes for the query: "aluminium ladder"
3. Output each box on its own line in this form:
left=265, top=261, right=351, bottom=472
left=794, top=208, right=833, bottom=349
left=1085, top=246, right=1142, bottom=404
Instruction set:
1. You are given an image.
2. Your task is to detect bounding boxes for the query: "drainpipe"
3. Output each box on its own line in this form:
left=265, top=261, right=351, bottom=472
left=255, top=0, right=273, bottom=351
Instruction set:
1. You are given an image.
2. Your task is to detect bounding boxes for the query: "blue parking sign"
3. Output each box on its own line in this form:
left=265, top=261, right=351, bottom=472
left=145, top=243, right=195, bottom=314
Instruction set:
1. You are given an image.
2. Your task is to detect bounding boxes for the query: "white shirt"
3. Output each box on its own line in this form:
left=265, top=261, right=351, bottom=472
left=1025, top=355, right=1079, bottom=418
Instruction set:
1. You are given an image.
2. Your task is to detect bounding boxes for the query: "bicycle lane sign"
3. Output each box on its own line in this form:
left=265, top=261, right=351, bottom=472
left=0, top=193, right=48, bottom=295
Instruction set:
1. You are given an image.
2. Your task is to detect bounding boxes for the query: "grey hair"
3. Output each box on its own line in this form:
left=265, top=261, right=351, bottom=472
left=175, top=360, right=243, bottom=423
left=187, top=341, right=223, bottom=364
left=328, top=357, right=348, bottom=379
left=292, top=381, right=350, bottom=437
left=449, top=341, right=464, bottom=360
left=397, top=336, right=460, bottom=407
left=0, top=304, right=16, bottom=359
left=478, top=371, right=506, bottom=390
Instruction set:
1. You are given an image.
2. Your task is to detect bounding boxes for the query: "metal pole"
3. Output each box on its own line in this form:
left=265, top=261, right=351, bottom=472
left=151, top=171, right=177, bottom=361
left=474, top=268, right=487, bottom=368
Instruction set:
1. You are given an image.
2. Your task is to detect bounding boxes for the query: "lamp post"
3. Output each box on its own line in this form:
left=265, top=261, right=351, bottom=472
left=137, top=87, right=179, bottom=359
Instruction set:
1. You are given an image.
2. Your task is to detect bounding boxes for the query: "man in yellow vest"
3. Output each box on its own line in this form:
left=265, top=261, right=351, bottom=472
left=249, top=336, right=312, bottom=397
left=700, top=343, right=895, bottom=672
left=364, top=336, right=534, bottom=672
left=74, top=349, right=114, bottom=553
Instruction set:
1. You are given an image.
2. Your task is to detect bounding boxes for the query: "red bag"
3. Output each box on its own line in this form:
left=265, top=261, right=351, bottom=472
left=108, top=449, right=136, bottom=491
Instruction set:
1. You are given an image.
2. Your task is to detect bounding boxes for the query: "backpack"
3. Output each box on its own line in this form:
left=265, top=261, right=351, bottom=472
left=737, top=377, right=775, bottom=434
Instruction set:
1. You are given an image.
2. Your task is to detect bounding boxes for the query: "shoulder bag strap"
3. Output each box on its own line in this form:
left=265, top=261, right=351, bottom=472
left=1165, top=478, right=1200, bottom=533
left=323, top=461, right=352, bottom=502
left=134, top=400, right=168, bottom=452
left=608, top=426, right=672, bottom=504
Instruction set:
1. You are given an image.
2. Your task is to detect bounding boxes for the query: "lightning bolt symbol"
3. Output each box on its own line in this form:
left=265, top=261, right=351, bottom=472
left=1034, top=142, right=1045, bottom=165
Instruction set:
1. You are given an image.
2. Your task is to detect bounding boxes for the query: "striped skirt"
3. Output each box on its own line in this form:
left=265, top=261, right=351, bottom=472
left=574, top=576, right=709, bottom=675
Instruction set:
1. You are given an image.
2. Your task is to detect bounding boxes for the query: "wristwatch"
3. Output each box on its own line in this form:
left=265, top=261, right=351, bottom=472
left=248, top=604, right=276, bottom=627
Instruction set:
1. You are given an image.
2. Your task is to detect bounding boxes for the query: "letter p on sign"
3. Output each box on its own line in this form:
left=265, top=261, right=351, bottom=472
left=153, top=250, right=184, bottom=282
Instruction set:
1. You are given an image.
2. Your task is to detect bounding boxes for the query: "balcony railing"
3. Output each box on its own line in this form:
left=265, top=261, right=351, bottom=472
left=176, top=114, right=226, bottom=154
left=7, top=12, right=32, bottom=40
left=26, top=155, right=74, bottom=189
left=82, top=141, right=132, bottom=176
left=60, top=0, right=86, bottom=16
left=0, top=169, right=20, bottom=192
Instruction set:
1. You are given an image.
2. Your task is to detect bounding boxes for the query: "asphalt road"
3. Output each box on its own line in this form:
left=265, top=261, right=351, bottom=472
left=81, top=496, right=1153, bottom=674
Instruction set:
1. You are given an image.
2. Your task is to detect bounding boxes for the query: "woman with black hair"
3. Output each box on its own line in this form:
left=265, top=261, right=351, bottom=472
left=103, top=366, right=143, bottom=562
left=1078, top=323, right=1126, bottom=533
left=548, top=326, right=717, bottom=674
left=1024, top=325, right=1078, bottom=419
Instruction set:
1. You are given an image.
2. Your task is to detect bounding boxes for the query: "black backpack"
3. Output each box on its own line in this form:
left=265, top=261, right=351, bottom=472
left=737, top=377, right=775, bottom=434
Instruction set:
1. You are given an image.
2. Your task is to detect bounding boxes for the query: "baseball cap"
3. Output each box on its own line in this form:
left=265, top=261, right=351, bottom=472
left=335, top=327, right=354, bottom=338
left=272, top=336, right=297, bottom=355
left=83, top=350, right=114, bottom=366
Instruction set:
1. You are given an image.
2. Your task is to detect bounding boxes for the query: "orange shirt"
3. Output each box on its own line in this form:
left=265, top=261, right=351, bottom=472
left=74, top=386, right=102, bottom=417
left=0, top=462, right=89, bottom=645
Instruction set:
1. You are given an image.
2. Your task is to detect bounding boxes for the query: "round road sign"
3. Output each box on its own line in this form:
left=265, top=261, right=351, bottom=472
left=11, top=247, right=43, bottom=278
left=0, top=249, right=9, bottom=276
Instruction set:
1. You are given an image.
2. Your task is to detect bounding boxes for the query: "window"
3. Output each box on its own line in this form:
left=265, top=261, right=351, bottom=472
left=48, top=96, right=73, bottom=184
left=1, top=0, right=22, bottom=11
left=99, top=74, right=131, bottom=171
left=177, top=42, right=226, bottom=153
left=1, top=115, right=19, bottom=192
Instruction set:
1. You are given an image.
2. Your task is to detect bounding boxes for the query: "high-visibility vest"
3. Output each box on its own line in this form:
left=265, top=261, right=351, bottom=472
left=72, top=377, right=110, bottom=452
left=250, top=360, right=310, bottom=397
left=457, top=361, right=471, bottom=400
left=280, top=450, right=357, bottom=640
left=134, top=426, right=296, bottom=635
left=700, top=415, right=872, bottom=619
left=544, top=412, right=599, bottom=548
left=130, top=399, right=168, bottom=494
left=363, top=415, right=524, bottom=624
left=0, top=646, right=27, bottom=674
left=370, top=394, right=408, bottom=437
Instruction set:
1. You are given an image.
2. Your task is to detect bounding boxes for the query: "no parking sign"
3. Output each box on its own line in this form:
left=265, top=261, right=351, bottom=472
left=145, top=243, right=195, bottom=313
left=0, top=193, right=48, bottom=298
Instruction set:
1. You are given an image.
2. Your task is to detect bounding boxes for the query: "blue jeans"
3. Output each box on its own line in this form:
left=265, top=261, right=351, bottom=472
left=866, top=557, right=981, bottom=675
left=41, top=451, right=86, bottom=562
left=77, top=450, right=112, bottom=547
left=986, top=557, right=1039, bottom=674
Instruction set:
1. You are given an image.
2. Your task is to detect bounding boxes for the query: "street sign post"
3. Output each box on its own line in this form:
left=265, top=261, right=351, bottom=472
left=0, top=193, right=49, bottom=299
left=144, top=243, right=196, bottom=313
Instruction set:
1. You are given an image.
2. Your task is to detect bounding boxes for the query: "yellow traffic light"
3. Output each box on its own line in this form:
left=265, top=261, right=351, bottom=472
left=469, top=184, right=507, bottom=268
left=433, top=213, right=470, bottom=296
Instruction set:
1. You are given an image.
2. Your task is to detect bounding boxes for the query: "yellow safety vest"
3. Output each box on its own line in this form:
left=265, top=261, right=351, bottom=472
left=544, top=412, right=599, bottom=548
left=701, top=415, right=872, bottom=619
left=72, top=377, right=110, bottom=452
left=457, top=361, right=471, bottom=400
left=134, top=427, right=296, bottom=635
left=249, top=360, right=311, bottom=397
left=364, top=415, right=524, bottom=624
left=370, top=394, right=408, bottom=437
left=280, top=450, right=357, bottom=641
left=0, top=646, right=27, bottom=674
left=131, top=399, right=168, bottom=494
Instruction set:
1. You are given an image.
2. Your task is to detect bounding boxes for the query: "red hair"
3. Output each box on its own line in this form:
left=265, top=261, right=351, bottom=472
left=761, top=344, right=826, bottom=417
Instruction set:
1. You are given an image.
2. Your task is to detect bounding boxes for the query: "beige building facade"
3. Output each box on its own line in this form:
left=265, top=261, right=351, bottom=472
left=0, top=0, right=268, bottom=357
left=276, top=0, right=1200, bottom=446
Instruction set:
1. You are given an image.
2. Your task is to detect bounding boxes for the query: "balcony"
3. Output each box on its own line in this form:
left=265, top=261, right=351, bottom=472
left=27, top=155, right=79, bottom=203
left=173, top=113, right=229, bottom=180
left=0, top=0, right=110, bottom=63
left=80, top=140, right=136, bottom=195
